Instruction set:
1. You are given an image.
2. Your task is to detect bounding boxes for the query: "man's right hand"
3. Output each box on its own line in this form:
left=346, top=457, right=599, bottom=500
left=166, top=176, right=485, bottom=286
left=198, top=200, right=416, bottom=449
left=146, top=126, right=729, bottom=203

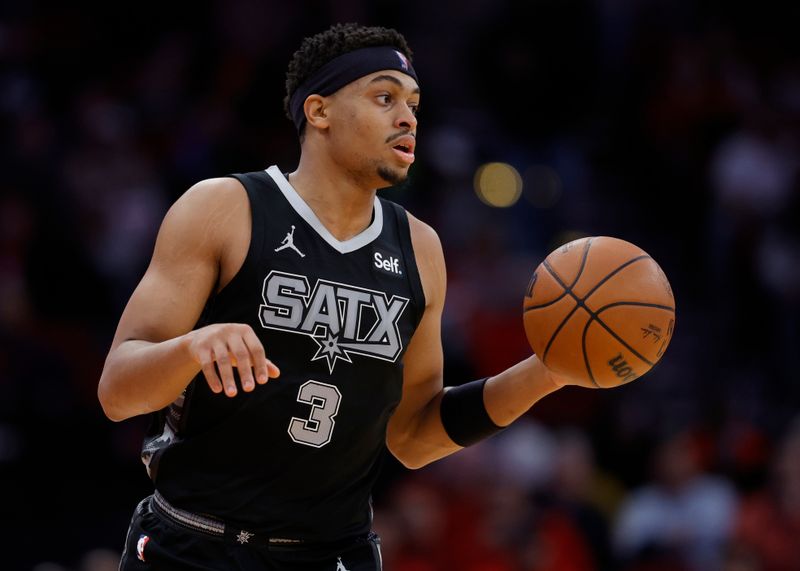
left=184, top=323, right=281, bottom=397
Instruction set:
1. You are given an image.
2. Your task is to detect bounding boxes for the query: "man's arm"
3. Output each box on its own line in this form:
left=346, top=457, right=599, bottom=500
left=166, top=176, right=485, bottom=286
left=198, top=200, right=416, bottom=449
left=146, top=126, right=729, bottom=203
left=385, top=215, right=564, bottom=469
left=97, top=178, right=279, bottom=422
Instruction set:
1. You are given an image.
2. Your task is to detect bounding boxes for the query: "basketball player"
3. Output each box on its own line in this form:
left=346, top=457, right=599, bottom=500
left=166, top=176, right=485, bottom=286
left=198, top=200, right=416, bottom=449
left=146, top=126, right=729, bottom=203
left=99, top=23, right=570, bottom=571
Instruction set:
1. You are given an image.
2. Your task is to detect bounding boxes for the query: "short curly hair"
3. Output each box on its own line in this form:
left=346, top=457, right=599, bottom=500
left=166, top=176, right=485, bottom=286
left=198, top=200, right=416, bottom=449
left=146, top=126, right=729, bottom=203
left=284, top=23, right=413, bottom=129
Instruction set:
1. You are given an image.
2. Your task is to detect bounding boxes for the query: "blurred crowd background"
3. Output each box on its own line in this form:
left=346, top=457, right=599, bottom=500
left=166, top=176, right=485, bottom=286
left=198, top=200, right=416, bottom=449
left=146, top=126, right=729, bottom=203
left=2, top=1, right=800, bottom=570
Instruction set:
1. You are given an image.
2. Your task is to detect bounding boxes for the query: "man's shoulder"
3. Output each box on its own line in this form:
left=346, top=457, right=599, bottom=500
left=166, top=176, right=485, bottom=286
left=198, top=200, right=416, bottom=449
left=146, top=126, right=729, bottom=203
left=405, top=210, right=441, bottom=253
left=175, top=176, right=249, bottom=212
left=161, top=177, right=250, bottom=244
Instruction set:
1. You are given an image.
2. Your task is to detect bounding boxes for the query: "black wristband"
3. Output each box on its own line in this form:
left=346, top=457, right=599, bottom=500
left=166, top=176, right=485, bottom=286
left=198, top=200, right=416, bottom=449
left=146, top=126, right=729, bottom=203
left=440, top=378, right=505, bottom=447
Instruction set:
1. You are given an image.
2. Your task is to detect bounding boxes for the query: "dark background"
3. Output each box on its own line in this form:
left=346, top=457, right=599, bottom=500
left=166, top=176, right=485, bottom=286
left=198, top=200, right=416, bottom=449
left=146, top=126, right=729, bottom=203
left=2, top=1, right=800, bottom=570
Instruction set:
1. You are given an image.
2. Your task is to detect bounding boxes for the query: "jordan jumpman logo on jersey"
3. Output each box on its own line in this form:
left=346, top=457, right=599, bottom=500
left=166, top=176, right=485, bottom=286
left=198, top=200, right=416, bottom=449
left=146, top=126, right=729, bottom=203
left=336, top=557, right=350, bottom=571
left=275, top=225, right=305, bottom=257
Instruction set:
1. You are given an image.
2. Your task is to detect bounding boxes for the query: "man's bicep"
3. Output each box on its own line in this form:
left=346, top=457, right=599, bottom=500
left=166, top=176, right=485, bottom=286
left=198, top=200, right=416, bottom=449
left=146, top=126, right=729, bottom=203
left=385, top=302, right=444, bottom=456
left=110, top=192, right=221, bottom=349
left=399, top=305, right=445, bottom=405
left=388, top=218, right=447, bottom=440
left=113, top=264, right=215, bottom=348
left=402, top=214, right=448, bottom=398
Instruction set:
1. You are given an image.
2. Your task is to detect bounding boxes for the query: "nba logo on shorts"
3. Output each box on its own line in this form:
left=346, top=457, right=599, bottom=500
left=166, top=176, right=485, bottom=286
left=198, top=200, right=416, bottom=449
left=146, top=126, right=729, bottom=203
left=137, top=534, right=150, bottom=562
left=394, top=50, right=409, bottom=70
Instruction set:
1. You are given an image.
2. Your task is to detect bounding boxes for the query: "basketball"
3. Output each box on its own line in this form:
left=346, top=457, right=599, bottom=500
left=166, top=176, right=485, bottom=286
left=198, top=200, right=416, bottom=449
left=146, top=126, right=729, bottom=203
left=523, top=236, right=676, bottom=388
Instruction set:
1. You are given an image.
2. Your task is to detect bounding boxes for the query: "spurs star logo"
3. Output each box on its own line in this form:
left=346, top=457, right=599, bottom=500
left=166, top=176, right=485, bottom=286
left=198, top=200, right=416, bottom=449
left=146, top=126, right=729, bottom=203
left=275, top=225, right=306, bottom=258
left=236, top=530, right=254, bottom=544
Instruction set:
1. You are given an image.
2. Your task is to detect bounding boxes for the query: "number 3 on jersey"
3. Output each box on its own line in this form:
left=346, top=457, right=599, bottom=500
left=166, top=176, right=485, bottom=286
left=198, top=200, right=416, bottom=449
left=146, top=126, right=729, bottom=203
left=288, top=380, right=342, bottom=448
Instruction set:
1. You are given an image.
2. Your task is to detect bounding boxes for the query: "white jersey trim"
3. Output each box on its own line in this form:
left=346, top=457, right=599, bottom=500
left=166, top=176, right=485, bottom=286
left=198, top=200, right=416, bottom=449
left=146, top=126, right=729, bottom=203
left=266, top=165, right=384, bottom=254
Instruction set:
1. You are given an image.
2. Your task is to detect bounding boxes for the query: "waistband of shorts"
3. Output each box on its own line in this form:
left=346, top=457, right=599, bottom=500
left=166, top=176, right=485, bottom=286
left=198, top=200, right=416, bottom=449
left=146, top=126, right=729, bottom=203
left=150, top=491, right=369, bottom=552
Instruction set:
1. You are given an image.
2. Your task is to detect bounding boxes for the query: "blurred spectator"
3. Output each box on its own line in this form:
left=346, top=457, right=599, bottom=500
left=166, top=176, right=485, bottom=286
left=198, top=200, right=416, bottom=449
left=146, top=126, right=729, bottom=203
left=707, top=109, right=799, bottom=368
left=60, top=91, right=168, bottom=307
left=374, top=474, right=451, bottom=571
left=709, top=115, right=796, bottom=220
left=722, top=543, right=764, bottom=571
left=734, top=416, right=800, bottom=571
left=551, top=428, right=620, bottom=571
left=614, top=427, right=738, bottom=571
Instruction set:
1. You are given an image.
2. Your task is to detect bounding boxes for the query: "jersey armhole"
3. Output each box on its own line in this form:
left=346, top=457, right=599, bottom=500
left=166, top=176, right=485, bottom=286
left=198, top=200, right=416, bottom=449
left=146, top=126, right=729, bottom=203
left=389, top=202, right=426, bottom=326
left=203, top=173, right=266, bottom=301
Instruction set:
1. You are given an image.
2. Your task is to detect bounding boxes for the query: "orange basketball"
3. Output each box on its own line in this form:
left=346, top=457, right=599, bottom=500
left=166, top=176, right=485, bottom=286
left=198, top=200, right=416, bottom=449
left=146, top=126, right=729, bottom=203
left=523, top=236, right=676, bottom=388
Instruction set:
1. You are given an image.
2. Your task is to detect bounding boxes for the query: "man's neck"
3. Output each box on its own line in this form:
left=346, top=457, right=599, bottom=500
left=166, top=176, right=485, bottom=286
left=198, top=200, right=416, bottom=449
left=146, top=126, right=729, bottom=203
left=287, top=154, right=378, bottom=243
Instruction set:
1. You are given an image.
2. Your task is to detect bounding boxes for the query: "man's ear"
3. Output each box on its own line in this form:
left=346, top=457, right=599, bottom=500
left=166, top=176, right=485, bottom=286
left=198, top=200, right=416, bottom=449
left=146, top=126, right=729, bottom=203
left=304, top=95, right=329, bottom=131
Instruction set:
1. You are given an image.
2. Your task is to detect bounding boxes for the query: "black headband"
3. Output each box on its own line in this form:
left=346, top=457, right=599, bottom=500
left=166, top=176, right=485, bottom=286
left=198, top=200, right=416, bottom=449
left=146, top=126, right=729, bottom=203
left=289, top=46, right=418, bottom=132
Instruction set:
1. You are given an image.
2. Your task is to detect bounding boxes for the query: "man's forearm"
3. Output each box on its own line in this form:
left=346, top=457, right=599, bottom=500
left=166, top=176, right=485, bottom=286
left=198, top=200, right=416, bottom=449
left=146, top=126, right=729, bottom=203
left=98, top=336, right=200, bottom=422
left=393, top=356, right=562, bottom=469
left=483, top=355, right=562, bottom=427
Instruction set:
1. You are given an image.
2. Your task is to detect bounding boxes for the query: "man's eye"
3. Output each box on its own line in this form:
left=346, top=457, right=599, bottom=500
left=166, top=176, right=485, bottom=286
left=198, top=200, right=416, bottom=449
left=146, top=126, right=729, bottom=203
left=378, top=94, right=391, bottom=105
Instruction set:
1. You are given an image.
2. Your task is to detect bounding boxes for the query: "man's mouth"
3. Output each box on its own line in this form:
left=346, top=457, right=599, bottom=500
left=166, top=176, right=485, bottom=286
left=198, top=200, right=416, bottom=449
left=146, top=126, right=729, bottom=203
left=390, top=135, right=416, bottom=164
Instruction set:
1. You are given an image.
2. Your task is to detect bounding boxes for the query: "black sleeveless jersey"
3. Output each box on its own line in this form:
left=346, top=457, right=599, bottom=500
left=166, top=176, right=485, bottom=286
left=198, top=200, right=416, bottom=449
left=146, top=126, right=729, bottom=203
left=140, top=166, right=426, bottom=541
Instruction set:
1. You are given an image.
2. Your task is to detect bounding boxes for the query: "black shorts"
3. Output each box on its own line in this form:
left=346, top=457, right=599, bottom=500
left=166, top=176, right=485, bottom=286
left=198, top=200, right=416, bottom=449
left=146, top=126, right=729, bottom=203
left=119, top=496, right=383, bottom=571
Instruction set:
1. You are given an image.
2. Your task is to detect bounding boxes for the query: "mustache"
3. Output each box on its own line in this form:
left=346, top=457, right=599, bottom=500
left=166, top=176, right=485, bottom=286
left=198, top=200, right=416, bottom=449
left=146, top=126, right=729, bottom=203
left=385, top=131, right=416, bottom=144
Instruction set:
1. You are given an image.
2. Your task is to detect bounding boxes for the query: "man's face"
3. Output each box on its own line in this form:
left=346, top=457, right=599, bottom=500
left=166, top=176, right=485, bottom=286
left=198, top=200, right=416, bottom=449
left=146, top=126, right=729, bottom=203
left=324, top=70, right=420, bottom=188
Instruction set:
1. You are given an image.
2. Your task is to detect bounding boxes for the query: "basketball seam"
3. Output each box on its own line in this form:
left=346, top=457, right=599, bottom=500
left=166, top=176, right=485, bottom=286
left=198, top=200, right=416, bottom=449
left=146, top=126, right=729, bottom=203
left=581, top=317, right=601, bottom=388
left=540, top=238, right=594, bottom=363
left=583, top=255, right=651, bottom=301
left=590, top=317, right=655, bottom=367
left=539, top=250, right=665, bottom=383
left=581, top=257, right=669, bottom=370
left=589, top=302, right=675, bottom=368
left=524, top=291, right=569, bottom=311
left=535, top=250, right=590, bottom=312
left=542, top=305, right=582, bottom=363
left=595, top=301, right=675, bottom=313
